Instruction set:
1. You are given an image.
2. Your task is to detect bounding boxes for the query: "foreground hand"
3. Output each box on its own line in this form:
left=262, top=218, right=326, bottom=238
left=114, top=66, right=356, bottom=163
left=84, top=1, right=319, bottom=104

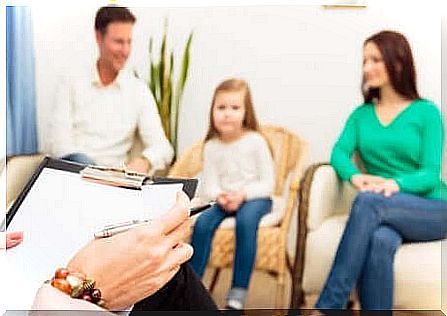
left=126, top=157, right=151, bottom=174
left=67, top=191, right=193, bottom=310
left=350, top=174, right=386, bottom=191
left=4, top=231, right=24, bottom=249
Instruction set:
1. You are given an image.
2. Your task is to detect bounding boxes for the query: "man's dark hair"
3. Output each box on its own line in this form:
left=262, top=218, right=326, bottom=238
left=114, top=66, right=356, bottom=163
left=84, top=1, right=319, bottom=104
left=94, top=6, right=136, bottom=35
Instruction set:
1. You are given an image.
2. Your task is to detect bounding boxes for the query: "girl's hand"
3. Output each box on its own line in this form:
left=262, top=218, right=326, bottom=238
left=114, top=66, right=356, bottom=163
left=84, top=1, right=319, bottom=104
left=67, top=192, right=193, bottom=310
left=224, top=191, right=246, bottom=212
left=217, top=192, right=229, bottom=208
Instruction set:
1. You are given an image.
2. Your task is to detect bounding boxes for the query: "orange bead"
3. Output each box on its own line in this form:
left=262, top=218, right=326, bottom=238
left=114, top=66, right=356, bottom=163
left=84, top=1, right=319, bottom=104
left=55, top=268, right=69, bottom=280
left=51, top=278, right=72, bottom=295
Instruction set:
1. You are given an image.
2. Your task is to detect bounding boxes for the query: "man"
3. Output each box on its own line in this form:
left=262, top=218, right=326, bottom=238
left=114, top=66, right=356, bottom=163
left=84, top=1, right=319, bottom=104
left=50, top=7, right=173, bottom=174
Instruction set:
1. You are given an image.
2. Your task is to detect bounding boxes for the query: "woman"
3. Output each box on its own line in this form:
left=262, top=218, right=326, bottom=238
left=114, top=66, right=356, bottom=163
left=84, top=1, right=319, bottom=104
left=316, top=30, right=447, bottom=311
left=3, top=192, right=217, bottom=312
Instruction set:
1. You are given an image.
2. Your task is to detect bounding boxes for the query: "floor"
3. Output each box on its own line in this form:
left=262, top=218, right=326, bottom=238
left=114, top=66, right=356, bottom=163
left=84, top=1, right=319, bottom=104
left=202, top=267, right=442, bottom=316
left=202, top=267, right=293, bottom=309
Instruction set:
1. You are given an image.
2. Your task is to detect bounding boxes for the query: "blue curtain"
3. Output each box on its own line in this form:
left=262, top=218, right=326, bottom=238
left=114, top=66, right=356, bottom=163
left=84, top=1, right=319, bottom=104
left=6, top=6, right=38, bottom=156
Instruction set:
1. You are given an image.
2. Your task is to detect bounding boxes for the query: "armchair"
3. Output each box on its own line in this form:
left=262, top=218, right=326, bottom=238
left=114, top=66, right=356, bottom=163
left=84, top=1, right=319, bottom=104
left=169, top=125, right=308, bottom=308
left=290, top=163, right=445, bottom=310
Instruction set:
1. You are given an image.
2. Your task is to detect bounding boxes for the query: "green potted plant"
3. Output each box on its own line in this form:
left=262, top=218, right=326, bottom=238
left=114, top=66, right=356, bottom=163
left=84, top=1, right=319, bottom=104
left=145, top=19, right=193, bottom=158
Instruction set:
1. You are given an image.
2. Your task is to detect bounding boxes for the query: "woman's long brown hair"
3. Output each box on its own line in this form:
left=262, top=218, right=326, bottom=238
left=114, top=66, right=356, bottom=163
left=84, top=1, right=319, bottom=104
left=362, top=30, right=420, bottom=103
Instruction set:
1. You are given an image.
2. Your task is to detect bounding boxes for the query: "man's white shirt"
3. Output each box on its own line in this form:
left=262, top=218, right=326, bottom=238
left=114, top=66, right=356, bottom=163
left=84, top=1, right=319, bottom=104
left=49, top=64, right=173, bottom=172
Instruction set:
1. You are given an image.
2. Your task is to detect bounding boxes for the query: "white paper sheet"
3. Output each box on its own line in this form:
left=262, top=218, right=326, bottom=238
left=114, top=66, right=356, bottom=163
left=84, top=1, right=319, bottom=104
left=5, top=168, right=183, bottom=310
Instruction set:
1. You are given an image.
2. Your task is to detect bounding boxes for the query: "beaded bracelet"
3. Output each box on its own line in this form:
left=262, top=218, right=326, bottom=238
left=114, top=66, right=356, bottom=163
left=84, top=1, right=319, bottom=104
left=49, top=268, right=106, bottom=308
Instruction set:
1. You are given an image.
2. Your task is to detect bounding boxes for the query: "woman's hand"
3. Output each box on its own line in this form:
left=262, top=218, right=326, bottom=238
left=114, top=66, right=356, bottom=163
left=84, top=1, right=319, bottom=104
left=350, top=174, right=386, bottom=191
left=365, top=179, right=400, bottom=197
left=66, top=191, right=193, bottom=310
left=351, top=174, right=400, bottom=197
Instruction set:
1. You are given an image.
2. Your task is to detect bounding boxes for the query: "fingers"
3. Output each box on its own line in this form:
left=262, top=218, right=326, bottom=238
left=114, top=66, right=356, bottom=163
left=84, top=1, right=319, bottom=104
left=7, top=231, right=24, bottom=239
left=190, top=197, right=202, bottom=208
left=6, top=232, right=24, bottom=249
left=384, top=187, right=393, bottom=197
left=164, top=218, right=191, bottom=248
left=161, top=242, right=194, bottom=272
left=157, top=191, right=190, bottom=235
left=360, top=182, right=397, bottom=197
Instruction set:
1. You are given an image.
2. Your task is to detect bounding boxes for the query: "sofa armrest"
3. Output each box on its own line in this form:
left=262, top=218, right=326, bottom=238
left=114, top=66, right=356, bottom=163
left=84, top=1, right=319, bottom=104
left=6, top=154, right=46, bottom=210
left=304, top=164, right=345, bottom=231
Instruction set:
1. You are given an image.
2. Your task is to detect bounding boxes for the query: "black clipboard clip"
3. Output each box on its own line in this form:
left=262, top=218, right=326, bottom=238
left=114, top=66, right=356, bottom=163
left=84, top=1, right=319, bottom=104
left=80, top=165, right=154, bottom=189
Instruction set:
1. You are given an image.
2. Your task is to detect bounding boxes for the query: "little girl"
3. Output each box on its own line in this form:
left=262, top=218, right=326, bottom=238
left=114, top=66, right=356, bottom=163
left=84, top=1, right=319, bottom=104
left=190, top=78, right=274, bottom=310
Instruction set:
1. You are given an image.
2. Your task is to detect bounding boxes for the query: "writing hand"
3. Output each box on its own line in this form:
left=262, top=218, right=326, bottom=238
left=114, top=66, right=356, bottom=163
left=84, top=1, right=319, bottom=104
left=67, top=191, right=193, bottom=310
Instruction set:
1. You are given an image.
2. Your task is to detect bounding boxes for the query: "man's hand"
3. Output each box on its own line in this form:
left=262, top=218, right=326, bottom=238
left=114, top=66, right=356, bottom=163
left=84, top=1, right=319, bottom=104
left=67, top=192, right=193, bottom=310
left=126, top=157, right=151, bottom=174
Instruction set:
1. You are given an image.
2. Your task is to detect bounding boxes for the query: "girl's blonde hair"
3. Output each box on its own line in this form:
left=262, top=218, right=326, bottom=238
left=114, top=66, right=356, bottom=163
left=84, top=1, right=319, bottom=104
left=205, top=78, right=259, bottom=141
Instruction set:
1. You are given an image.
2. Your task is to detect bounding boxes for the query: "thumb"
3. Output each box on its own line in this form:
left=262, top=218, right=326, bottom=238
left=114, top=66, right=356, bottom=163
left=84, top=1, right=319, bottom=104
left=176, top=190, right=190, bottom=209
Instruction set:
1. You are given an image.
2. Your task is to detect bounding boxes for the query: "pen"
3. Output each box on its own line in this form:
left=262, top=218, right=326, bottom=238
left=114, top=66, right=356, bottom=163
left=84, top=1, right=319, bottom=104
left=94, top=202, right=215, bottom=239
left=94, top=220, right=150, bottom=239
left=190, top=201, right=215, bottom=216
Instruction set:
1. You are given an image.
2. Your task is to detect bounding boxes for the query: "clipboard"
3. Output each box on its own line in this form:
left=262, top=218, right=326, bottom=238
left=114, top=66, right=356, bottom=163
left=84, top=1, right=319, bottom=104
left=4, top=156, right=198, bottom=310
left=5, top=157, right=198, bottom=229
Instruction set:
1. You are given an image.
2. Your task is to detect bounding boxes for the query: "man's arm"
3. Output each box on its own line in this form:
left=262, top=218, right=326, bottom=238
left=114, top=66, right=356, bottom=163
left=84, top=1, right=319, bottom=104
left=49, top=77, right=77, bottom=157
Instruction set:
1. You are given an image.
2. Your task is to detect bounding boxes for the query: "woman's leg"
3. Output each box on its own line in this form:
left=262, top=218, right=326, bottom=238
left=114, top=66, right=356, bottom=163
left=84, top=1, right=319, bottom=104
left=231, top=198, right=272, bottom=289
left=357, top=225, right=402, bottom=310
left=189, top=204, right=227, bottom=278
left=316, top=192, right=447, bottom=309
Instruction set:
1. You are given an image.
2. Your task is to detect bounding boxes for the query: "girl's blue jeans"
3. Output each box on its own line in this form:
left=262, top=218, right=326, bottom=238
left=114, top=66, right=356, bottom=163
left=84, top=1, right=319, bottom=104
left=316, top=192, right=447, bottom=310
left=190, top=198, right=272, bottom=289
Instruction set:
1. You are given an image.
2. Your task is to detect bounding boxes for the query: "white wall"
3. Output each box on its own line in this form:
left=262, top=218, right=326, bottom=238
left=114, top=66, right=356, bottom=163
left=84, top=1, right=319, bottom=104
left=33, top=4, right=443, bottom=172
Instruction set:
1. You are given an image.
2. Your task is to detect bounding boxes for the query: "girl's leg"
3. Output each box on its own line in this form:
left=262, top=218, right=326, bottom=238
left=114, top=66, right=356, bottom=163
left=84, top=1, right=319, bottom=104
left=316, top=192, right=447, bottom=309
left=189, top=204, right=227, bottom=278
left=226, top=198, right=271, bottom=308
left=357, top=225, right=402, bottom=310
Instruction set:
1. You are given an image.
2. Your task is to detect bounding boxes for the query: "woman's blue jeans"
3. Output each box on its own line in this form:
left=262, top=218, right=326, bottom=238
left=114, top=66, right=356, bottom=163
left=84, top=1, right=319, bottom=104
left=190, top=198, right=272, bottom=289
left=316, top=192, right=447, bottom=310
